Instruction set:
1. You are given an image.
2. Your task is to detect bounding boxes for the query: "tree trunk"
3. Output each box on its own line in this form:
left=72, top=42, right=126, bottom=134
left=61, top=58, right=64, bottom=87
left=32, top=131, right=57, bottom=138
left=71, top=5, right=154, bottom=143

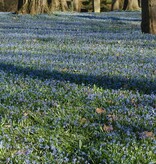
left=60, top=0, right=68, bottom=11
left=48, top=0, right=69, bottom=12
left=124, top=0, right=140, bottom=10
left=73, top=0, right=81, bottom=12
left=17, top=0, right=49, bottom=14
left=49, top=0, right=60, bottom=11
left=111, top=0, right=119, bottom=10
left=17, top=0, right=69, bottom=14
left=92, top=0, right=100, bottom=12
left=0, top=0, right=5, bottom=11
left=138, top=0, right=141, bottom=7
left=111, top=0, right=124, bottom=11
left=141, top=0, right=156, bottom=34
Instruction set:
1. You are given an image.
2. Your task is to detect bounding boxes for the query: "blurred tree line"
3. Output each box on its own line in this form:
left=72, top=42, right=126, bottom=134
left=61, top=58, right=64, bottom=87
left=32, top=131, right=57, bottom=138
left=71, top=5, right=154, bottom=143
left=0, top=0, right=18, bottom=12
left=0, top=0, right=114, bottom=12
left=0, top=0, right=155, bottom=34
left=0, top=0, right=142, bottom=12
left=0, top=0, right=142, bottom=13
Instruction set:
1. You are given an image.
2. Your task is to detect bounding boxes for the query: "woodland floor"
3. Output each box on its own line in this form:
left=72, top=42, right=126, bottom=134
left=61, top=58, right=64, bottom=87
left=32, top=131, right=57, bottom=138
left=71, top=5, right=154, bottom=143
left=0, top=11, right=156, bottom=163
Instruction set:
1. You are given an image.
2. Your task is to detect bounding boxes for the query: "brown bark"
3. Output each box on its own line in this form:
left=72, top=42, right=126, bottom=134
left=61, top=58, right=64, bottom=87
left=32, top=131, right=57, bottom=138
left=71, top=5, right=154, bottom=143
left=138, top=0, right=141, bottom=7
left=125, top=0, right=140, bottom=10
left=0, top=0, right=5, bottom=11
left=111, top=0, right=141, bottom=11
left=141, top=0, right=156, bottom=34
left=49, top=0, right=68, bottom=12
left=111, top=0, right=124, bottom=11
left=92, top=0, right=100, bottom=12
left=0, top=0, right=4, bottom=7
left=60, top=0, right=68, bottom=11
left=17, top=0, right=69, bottom=14
left=17, top=0, right=49, bottom=14
left=49, top=0, right=60, bottom=11
left=73, top=0, right=81, bottom=12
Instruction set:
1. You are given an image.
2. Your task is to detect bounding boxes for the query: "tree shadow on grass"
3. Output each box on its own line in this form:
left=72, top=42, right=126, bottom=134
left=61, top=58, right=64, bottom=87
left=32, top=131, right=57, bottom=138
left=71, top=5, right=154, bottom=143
left=0, top=62, right=155, bottom=94
left=75, top=15, right=141, bottom=22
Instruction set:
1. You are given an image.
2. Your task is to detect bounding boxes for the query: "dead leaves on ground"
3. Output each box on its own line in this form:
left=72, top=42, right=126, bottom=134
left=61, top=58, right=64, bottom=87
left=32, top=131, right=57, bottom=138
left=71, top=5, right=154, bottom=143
left=107, top=114, right=117, bottom=122
left=96, top=107, right=115, bottom=133
left=96, top=107, right=106, bottom=114
left=139, top=131, right=155, bottom=139
left=103, top=124, right=114, bottom=132
left=96, top=107, right=117, bottom=121
left=80, top=107, right=155, bottom=138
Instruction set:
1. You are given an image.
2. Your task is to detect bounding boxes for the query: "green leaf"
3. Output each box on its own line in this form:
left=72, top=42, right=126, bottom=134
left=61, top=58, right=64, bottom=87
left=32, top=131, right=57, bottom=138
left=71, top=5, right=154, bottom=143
left=79, top=140, right=82, bottom=149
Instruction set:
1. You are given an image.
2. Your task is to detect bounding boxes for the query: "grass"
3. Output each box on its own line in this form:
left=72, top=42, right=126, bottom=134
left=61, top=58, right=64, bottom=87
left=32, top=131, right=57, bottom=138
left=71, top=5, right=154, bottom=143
left=0, top=11, right=156, bottom=163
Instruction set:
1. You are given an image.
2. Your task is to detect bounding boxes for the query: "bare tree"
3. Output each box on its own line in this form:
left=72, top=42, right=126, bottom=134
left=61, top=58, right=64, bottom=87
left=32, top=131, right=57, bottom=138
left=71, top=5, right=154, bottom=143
left=111, top=0, right=124, bottom=11
left=17, top=0, right=49, bottom=14
left=124, top=0, right=140, bottom=10
left=92, top=0, right=100, bottom=12
left=17, top=0, right=69, bottom=14
left=141, top=0, right=156, bottom=34
left=0, top=0, right=5, bottom=11
left=73, top=0, right=81, bottom=12
left=112, top=0, right=140, bottom=11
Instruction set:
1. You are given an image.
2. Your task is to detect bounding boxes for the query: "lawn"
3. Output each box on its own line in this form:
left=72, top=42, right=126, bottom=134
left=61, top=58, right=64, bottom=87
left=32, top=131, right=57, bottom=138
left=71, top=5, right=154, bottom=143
left=0, top=11, right=156, bottom=163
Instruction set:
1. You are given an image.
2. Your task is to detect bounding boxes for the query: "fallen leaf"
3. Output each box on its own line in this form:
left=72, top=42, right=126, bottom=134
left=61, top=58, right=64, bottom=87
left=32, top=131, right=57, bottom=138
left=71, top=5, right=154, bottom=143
left=107, top=114, right=117, bottom=122
left=23, top=112, right=29, bottom=116
left=79, top=140, right=82, bottom=149
left=103, top=124, right=113, bottom=132
left=139, top=131, right=155, bottom=139
left=80, top=118, right=88, bottom=124
left=96, top=108, right=106, bottom=114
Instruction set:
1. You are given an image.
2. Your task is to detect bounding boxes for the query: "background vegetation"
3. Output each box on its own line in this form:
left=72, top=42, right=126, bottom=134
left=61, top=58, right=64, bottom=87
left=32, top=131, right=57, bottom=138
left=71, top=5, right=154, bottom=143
left=0, top=0, right=112, bottom=12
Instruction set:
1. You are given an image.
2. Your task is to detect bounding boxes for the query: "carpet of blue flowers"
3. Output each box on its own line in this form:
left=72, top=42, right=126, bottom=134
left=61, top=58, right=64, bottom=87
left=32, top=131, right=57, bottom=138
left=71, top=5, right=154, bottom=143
left=0, top=11, right=156, bottom=163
